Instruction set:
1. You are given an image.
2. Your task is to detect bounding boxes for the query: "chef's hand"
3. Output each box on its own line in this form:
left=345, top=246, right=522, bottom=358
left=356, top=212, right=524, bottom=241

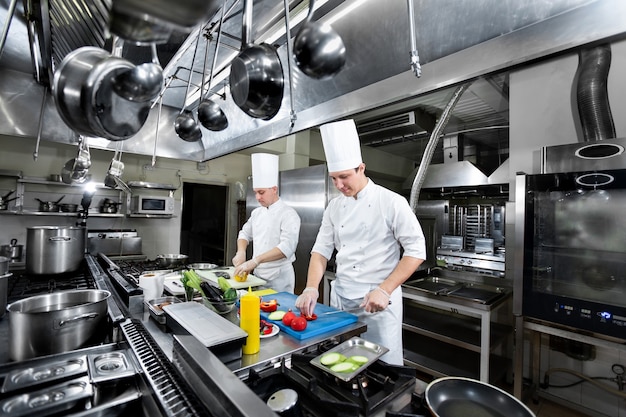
left=232, top=251, right=246, bottom=267
left=295, top=287, right=318, bottom=316
left=361, top=287, right=391, bottom=313
left=233, top=257, right=258, bottom=277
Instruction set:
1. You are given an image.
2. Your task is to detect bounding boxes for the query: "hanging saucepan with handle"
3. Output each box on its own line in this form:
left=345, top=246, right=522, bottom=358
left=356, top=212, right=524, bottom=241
left=229, top=0, right=284, bottom=120
left=425, top=377, right=536, bottom=417
left=52, top=47, right=152, bottom=141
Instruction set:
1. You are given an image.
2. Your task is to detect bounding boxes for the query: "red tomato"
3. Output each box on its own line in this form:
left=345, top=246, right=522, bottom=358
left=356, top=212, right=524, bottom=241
left=290, top=316, right=308, bottom=331
left=282, top=310, right=297, bottom=326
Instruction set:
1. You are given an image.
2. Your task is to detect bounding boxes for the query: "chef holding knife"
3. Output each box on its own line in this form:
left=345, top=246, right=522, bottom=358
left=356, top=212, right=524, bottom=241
left=295, top=120, right=426, bottom=365
left=233, top=153, right=301, bottom=293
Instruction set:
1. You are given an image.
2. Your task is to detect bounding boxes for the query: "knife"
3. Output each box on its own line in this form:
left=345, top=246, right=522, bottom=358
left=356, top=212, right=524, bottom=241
left=320, top=307, right=362, bottom=316
left=320, top=301, right=392, bottom=316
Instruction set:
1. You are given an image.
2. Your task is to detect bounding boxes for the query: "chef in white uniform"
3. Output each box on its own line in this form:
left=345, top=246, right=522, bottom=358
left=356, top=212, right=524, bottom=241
left=295, top=120, right=426, bottom=365
left=233, top=153, right=301, bottom=293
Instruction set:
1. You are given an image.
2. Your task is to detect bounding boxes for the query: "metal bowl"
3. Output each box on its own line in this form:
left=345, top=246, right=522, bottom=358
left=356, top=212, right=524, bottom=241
left=187, top=263, right=218, bottom=270
left=155, top=254, right=189, bottom=268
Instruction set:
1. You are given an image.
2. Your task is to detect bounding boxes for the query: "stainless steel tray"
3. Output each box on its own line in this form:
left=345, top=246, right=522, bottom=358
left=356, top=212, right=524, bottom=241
left=1, top=355, right=87, bottom=393
left=87, top=350, right=138, bottom=383
left=405, top=276, right=462, bottom=295
left=147, top=296, right=182, bottom=324
left=310, top=337, right=389, bottom=382
left=445, top=282, right=507, bottom=304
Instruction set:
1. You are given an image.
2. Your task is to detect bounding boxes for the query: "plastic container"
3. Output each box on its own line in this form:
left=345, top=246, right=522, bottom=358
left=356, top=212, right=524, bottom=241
left=239, top=288, right=260, bottom=355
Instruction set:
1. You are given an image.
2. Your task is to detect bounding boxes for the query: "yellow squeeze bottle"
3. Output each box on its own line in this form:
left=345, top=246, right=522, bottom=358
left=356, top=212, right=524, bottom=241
left=239, top=287, right=260, bottom=355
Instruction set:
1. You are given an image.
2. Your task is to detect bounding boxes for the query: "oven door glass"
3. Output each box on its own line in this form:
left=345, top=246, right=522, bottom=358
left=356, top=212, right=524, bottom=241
left=523, top=169, right=626, bottom=337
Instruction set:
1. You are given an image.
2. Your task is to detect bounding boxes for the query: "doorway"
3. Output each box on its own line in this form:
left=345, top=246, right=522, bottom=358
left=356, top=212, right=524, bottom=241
left=180, top=182, right=228, bottom=265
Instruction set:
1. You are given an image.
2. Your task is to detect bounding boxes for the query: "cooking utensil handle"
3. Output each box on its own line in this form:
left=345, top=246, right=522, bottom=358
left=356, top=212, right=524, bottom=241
left=49, top=236, right=72, bottom=242
left=58, top=312, right=99, bottom=327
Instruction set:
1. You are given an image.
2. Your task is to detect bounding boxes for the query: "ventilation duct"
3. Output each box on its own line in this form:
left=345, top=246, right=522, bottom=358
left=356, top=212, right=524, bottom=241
left=357, top=111, right=426, bottom=137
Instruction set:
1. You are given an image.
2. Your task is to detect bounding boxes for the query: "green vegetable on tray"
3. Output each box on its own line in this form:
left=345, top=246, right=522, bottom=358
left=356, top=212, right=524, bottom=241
left=319, top=352, right=370, bottom=373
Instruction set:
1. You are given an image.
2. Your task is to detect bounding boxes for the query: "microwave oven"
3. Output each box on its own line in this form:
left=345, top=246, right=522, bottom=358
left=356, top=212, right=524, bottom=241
left=131, top=195, right=175, bottom=215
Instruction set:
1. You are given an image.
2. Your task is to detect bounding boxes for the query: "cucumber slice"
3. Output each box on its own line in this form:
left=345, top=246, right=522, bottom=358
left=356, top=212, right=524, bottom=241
left=330, top=362, right=358, bottom=373
left=348, top=355, right=369, bottom=365
left=320, top=352, right=345, bottom=366
left=267, top=310, right=287, bottom=321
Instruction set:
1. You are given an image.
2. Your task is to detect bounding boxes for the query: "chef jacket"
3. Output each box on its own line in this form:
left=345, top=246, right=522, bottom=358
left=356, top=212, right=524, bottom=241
left=311, top=179, right=426, bottom=299
left=238, top=198, right=300, bottom=291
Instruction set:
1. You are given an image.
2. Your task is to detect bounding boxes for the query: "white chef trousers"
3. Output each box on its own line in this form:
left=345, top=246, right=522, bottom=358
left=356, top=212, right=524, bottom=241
left=255, top=262, right=295, bottom=293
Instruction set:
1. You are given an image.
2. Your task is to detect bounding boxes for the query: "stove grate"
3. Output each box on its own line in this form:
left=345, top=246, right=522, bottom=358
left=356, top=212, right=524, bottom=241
left=7, top=270, right=97, bottom=304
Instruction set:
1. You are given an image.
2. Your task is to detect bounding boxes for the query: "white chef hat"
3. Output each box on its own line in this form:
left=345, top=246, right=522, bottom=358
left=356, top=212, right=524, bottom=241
left=251, top=153, right=279, bottom=188
left=320, top=119, right=363, bottom=172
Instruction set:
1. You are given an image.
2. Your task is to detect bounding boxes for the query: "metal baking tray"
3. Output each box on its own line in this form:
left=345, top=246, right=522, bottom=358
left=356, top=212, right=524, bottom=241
left=310, top=337, right=389, bottom=382
left=147, top=296, right=182, bottom=324
left=405, top=276, right=462, bottom=295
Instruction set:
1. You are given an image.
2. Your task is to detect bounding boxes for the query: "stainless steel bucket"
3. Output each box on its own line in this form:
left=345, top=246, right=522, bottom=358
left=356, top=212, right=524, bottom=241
left=7, top=289, right=111, bottom=361
left=26, top=226, right=85, bottom=274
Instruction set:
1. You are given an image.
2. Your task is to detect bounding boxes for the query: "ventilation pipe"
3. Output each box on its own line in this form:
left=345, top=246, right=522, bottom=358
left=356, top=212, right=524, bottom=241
left=576, top=44, right=616, bottom=142
left=409, top=82, right=472, bottom=211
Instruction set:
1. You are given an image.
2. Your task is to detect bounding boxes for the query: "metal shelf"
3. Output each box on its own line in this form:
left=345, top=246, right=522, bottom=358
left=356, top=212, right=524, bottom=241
left=403, top=301, right=512, bottom=353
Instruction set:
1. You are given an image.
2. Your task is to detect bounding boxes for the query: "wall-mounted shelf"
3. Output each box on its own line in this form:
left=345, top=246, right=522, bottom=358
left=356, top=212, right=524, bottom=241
left=127, top=181, right=177, bottom=190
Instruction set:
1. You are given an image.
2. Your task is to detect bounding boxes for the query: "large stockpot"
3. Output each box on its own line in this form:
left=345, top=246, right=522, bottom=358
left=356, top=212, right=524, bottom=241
left=7, top=289, right=111, bottom=361
left=26, top=226, right=85, bottom=274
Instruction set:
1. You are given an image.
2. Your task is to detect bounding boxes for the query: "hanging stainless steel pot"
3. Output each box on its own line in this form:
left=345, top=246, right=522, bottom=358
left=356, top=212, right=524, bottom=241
left=52, top=47, right=151, bottom=141
left=26, top=226, right=85, bottom=274
left=425, top=377, right=535, bottom=417
left=7, top=289, right=111, bottom=361
left=229, top=0, right=284, bottom=120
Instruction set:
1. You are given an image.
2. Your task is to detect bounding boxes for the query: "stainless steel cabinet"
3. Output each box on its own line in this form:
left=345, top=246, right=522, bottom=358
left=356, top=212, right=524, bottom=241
left=402, top=287, right=513, bottom=383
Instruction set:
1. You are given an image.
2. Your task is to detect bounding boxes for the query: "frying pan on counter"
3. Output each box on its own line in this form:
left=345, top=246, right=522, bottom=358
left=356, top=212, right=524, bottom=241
left=425, top=377, right=535, bottom=417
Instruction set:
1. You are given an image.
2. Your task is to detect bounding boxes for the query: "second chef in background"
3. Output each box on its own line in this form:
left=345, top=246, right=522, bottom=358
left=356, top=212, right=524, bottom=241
left=233, top=153, right=301, bottom=293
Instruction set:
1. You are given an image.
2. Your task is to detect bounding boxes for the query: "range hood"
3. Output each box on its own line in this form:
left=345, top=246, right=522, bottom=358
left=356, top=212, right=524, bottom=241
left=402, top=134, right=509, bottom=189
left=542, top=137, right=626, bottom=174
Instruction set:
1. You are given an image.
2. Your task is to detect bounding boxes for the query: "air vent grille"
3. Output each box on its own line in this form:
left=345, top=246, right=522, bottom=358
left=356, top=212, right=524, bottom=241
left=358, top=112, right=417, bottom=135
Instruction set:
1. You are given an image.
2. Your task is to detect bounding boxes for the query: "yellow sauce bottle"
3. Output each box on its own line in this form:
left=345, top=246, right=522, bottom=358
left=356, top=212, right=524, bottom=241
left=239, top=287, right=260, bottom=355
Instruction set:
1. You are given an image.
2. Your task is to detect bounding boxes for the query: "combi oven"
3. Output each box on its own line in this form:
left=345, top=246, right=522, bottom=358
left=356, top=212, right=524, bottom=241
left=516, top=167, right=626, bottom=339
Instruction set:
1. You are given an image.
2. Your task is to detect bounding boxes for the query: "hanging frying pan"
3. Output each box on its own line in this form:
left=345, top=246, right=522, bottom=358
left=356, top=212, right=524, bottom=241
left=229, top=0, right=284, bottom=120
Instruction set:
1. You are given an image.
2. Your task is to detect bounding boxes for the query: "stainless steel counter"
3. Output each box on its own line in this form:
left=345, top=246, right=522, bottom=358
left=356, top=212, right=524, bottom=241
left=134, top=301, right=367, bottom=379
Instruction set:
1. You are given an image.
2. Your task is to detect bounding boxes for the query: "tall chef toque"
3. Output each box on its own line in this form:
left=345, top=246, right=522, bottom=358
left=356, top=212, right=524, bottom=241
left=320, top=119, right=363, bottom=172
left=251, top=153, right=279, bottom=188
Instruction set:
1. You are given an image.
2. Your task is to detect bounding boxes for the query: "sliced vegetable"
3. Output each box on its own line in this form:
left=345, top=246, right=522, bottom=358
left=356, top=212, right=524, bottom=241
left=267, top=310, right=287, bottom=321
left=319, top=352, right=347, bottom=366
left=348, top=355, right=369, bottom=365
left=260, top=299, right=279, bottom=312
left=330, top=362, right=358, bottom=373
left=260, top=319, right=273, bottom=335
left=300, top=312, right=317, bottom=321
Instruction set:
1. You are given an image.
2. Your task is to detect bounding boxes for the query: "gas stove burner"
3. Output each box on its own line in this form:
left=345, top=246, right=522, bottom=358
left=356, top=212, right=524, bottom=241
left=247, top=353, right=416, bottom=417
